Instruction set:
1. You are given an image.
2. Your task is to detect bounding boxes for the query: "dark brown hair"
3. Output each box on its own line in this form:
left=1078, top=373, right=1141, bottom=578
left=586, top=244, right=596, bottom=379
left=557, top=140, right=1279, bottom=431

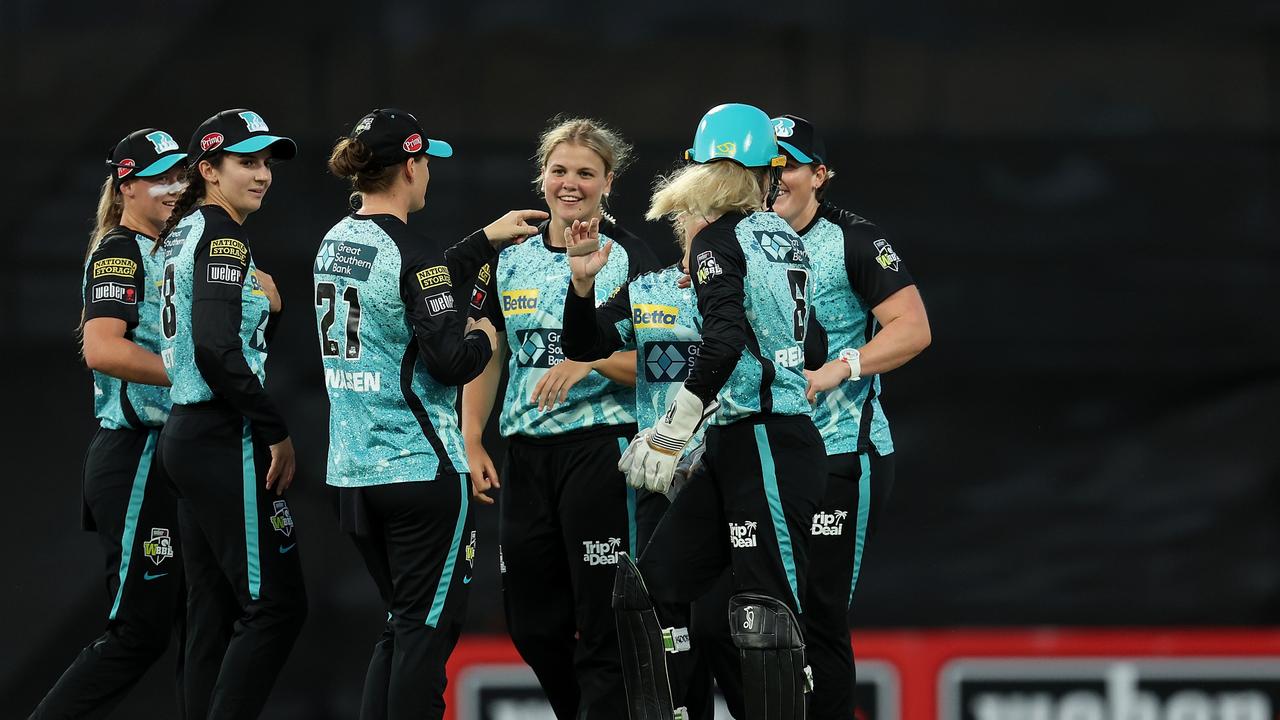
left=328, top=137, right=399, bottom=198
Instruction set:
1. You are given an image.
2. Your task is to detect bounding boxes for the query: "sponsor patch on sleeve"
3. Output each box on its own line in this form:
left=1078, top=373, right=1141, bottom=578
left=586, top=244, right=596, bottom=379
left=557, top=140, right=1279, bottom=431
left=92, top=257, right=138, bottom=279
left=415, top=265, right=450, bottom=290
left=425, top=291, right=455, bottom=316
left=695, top=251, right=722, bottom=285
left=207, top=263, right=245, bottom=285
left=209, top=238, right=248, bottom=263
left=477, top=263, right=491, bottom=284
left=470, top=285, right=487, bottom=310
left=91, top=282, right=137, bottom=305
left=873, top=239, right=901, bottom=272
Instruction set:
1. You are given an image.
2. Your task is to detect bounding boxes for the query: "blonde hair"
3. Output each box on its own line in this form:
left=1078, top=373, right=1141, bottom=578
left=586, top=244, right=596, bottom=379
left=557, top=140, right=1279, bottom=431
left=87, top=176, right=123, bottom=262
left=646, top=161, right=767, bottom=225
left=533, top=116, right=633, bottom=197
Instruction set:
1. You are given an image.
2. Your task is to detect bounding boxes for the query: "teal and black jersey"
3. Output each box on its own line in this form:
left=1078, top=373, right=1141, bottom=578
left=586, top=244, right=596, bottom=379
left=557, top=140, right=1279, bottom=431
left=684, top=211, right=824, bottom=425
left=81, top=226, right=171, bottom=429
left=562, top=265, right=702, bottom=431
left=469, top=219, right=657, bottom=438
left=159, top=205, right=287, bottom=443
left=800, top=202, right=914, bottom=455
left=314, top=214, right=494, bottom=488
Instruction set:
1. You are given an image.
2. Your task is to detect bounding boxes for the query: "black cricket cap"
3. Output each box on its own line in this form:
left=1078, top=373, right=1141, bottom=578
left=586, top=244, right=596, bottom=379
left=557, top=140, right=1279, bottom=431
left=348, top=108, right=453, bottom=168
left=771, top=114, right=827, bottom=165
left=107, top=128, right=187, bottom=185
left=187, top=108, right=297, bottom=167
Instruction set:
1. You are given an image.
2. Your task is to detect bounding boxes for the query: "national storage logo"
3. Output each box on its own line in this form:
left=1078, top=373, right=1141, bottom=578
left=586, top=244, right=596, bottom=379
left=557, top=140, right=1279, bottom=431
left=209, top=238, right=248, bottom=263
left=92, top=257, right=138, bottom=278
left=632, top=304, right=679, bottom=328
left=315, top=239, right=378, bottom=282
left=501, top=289, right=539, bottom=316
left=941, top=658, right=1280, bottom=720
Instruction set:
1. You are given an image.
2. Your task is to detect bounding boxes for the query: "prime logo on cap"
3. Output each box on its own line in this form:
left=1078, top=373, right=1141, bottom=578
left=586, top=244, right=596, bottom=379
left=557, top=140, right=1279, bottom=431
left=117, top=158, right=135, bottom=179
left=403, top=134, right=423, bottom=153
left=201, top=133, right=224, bottom=152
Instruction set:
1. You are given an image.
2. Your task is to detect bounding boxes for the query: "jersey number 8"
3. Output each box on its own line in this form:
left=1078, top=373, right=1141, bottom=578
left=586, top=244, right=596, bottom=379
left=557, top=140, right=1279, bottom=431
left=161, top=263, right=177, bottom=340
left=316, top=282, right=363, bottom=360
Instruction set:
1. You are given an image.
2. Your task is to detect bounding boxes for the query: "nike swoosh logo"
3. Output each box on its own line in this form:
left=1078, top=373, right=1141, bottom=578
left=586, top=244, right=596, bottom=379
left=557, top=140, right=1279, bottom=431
left=279, top=544, right=296, bottom=554
left=463, top=576, right=472, bottom=585
left=143, top=571, right=169, bottom=581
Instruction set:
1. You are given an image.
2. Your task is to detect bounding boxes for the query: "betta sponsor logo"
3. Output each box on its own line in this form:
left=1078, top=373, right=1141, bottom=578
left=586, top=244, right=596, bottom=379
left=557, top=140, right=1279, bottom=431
left=142, top=528, right=174, bottom=565
left=92, top=282, right=136, bottom=305
left=207, top=263, right=244, bottom=285
left=403, top=133, right=424, bottom=153
left=729, top=521, right=758, bottom=548
left=500, top=289, right=539, bottom=315
left=812, top=510, right=848, bottom=536
left=632, top=304, right=679, bottom=328
left=116, top=158, right=135, bottom=179
left=200, top=132, right=224, bottom=152
left=582, top=538, right=622, bottom=566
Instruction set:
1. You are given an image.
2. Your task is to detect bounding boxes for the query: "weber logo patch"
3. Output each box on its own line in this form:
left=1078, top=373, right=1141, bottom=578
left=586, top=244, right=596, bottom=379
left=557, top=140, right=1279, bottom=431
left=207, top=263, right=244, bottom=285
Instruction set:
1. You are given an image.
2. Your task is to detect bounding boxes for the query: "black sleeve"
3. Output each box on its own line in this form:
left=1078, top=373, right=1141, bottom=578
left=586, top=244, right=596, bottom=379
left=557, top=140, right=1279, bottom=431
left=190, top=235, right=289, bottom=444
left=399, top=243, right=493, bottom=387
left=841, top=220, right=915, bottom=309
left=803, top=309, right=828, bottom=370
left=606, top=222, right=661, bottom=278
left=83, top=232, right=144, bottom=327
left=444, top=230, right=497, bottom=311
left=562, top=280, right=631, bottom=362
left=683, top=220, right=749, bottom=407
left=466, top=253, right=504, bottom=331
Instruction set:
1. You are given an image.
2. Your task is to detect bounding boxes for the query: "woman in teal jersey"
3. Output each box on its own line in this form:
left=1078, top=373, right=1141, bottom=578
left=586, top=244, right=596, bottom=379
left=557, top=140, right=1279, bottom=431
left=462, top=117, right=658, bottom=719
left=318, top=107, right=545, bottom=720
left=771, top=113, right=931, bottom=719
left=32, top=129, right=187, bottom=719
left=564, top=103, right=829, bottom=720
left=155, top=108, right=303, bottom=719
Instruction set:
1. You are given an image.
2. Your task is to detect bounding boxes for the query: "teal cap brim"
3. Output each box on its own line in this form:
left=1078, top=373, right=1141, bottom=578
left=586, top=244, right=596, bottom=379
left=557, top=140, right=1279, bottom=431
left=136, top=153, right=187, bottom=177
left=426, top=138, right=452, bottom=158
left=224, top=135, right=297, bottom=160
left=777, top=141, right=813, bottom=164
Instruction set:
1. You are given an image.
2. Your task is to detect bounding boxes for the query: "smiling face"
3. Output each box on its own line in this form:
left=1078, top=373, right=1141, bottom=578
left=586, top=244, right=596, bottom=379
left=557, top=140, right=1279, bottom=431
left=542, top=141, right=612, bottom=226
left=119, top=166, right=186, bottom=231
left=201, top=150, right=273, bottom=221
left=773, top=158, right=826, bottom=230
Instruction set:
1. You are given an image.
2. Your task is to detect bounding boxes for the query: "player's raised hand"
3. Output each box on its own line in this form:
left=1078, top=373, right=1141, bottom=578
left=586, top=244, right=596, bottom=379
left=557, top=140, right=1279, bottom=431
left=565, top=218, right=613, bottom=297
left=483, top=209, right=549, bottom=248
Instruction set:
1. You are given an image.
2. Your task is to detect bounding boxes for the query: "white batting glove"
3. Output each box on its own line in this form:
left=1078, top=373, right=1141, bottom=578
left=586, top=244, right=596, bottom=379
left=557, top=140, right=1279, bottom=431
left=617, top=428, right=652, bottom=476
left=626, top=387, right=717, bottom=493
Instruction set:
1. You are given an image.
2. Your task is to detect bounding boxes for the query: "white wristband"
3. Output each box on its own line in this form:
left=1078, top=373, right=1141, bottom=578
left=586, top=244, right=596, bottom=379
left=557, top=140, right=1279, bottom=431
left=838, top=347, right=861, bottom=382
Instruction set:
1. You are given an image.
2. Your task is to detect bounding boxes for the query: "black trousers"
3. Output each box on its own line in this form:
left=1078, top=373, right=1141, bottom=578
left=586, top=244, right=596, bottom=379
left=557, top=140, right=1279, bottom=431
left=639, top=415, right=827, bottom=718
left=499, top=425, right=643, bottom=720
left=340, top=475, right=474, bottom=720
left=680, top=450, right=895, bottom=720
left=31, top=427, right=185, bottom=719
left=161, top=402, right=307, bottom=720
left=804, top=452, right=894, bottom=719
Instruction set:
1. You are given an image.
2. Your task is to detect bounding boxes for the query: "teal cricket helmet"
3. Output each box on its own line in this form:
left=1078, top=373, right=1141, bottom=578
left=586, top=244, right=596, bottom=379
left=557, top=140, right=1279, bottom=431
left=684, top=103, right=785, bottom=168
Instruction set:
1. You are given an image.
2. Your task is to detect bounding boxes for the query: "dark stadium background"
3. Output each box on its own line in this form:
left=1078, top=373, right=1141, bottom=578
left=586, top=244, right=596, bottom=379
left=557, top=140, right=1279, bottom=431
left=2, top=0, right=1277, bottom=716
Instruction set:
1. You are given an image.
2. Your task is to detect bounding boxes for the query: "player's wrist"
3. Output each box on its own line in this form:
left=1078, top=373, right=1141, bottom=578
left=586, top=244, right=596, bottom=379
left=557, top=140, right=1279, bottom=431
left=838, top=347, right=861, bottom=382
